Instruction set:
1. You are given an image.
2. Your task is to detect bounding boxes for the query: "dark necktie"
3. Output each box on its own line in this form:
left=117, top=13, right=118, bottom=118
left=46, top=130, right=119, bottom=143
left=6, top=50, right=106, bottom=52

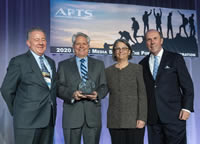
left=153, top=55, right=159, bottom=80
left=39, top=56, right=51, bottom=88
left=80, top=59, right=88, bottom=81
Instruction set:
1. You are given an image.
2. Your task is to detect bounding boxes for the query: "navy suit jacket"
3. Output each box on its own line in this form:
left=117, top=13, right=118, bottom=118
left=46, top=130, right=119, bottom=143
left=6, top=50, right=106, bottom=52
left=139, top=50, right=194, bottom=124
left=1, top=50, right=57, bottom=128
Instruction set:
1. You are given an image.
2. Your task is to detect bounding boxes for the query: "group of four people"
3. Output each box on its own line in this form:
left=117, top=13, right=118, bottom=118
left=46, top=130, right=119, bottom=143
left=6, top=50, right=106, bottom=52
left=1, top=27, right=194, bottom=144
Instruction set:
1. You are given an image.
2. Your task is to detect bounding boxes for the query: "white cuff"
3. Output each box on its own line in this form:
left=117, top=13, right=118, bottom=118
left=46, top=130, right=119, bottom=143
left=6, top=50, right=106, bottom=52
left=182, top=109, right=191, bottom=113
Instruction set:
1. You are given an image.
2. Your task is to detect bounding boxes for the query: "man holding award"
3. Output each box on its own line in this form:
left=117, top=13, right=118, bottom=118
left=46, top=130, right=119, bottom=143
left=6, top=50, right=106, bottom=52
left=57, top=32, right=107, bottom=144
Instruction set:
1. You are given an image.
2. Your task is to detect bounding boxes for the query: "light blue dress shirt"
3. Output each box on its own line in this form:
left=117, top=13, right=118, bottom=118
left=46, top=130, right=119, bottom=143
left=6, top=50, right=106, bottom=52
left=30, top=50, right=52, bottom=78
left=76, top=56, right=88, bottom=79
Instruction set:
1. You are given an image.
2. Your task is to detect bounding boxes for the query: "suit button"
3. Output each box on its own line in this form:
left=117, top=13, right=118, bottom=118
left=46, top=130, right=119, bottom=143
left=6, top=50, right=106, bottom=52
left=154, top=85, right=157, bottom=88
left=49, top=101, right=53, bottom=105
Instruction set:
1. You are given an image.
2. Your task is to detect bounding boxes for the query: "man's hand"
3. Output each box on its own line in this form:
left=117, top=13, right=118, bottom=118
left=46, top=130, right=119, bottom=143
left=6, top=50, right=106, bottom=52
left=85, top=91, right=98, bottom=100
left=73, top=91, right=87, bottom=101
left=179, top=110, right=190, bottom=120
left=136, top=120, right=145, bottom=129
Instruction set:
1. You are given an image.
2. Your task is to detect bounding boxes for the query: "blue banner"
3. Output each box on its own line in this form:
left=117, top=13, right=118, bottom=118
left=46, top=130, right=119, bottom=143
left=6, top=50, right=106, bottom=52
left=50, top=0, right=198, bottom=57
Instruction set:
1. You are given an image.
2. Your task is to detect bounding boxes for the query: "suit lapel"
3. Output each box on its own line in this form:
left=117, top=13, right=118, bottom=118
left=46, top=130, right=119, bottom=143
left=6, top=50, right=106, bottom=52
left=144, top=55, right=154, bottom=81
left=26, top=51, right=49, bottom=88
left=88, top=57, right=95, bottom=80
left=70, top=57, right=82, bottom=83
left=156, top=50, right=168, bottom=80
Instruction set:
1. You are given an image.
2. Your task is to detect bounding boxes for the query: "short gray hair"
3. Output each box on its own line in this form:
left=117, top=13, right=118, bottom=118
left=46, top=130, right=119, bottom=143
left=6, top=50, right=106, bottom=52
left=27, top=27, right=46, bottom=40
left=72, top=32, right=90, bottom=46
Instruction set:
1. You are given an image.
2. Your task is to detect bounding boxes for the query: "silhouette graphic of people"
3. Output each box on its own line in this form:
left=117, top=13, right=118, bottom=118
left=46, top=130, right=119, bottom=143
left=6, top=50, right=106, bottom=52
left=104, top=42, right=113, bottom=50
left=153, top=8, right=163, bottom=35
left=118, top=31, right=135, bottom=44
left=178, top=10, right=188, bottom=38
left=143, top=10, right=152, bottom=35
left=189, top=13, right=195, bottom=37
left=167, top=12, right=174, bottom=39
left=131, top=17, right=140, bottom=43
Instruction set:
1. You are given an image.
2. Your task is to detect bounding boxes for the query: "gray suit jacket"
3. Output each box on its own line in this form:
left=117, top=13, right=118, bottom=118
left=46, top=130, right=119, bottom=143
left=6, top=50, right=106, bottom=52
left=106, top=63, right=147, bottom=128
left=57, top=56, right=107, bottom=128
left=1, top=51, right=57, bottom=128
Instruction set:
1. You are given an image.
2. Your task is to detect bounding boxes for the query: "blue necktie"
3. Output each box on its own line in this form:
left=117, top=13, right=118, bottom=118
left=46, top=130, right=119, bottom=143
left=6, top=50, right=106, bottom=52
left=39, top=56, right=51, bottom=88
left=80, top=59, right=88, bottom=81
left=153, top=56, right=159, bottom=80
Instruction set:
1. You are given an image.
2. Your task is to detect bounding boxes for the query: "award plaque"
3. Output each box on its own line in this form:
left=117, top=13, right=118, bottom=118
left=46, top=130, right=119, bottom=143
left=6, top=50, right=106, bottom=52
left=78, top=79, right=95, bottom=95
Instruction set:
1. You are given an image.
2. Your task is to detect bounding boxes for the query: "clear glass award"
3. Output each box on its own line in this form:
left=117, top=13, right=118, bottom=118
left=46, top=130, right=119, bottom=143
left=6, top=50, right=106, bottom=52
left=78, top=79, right=95, bottom=95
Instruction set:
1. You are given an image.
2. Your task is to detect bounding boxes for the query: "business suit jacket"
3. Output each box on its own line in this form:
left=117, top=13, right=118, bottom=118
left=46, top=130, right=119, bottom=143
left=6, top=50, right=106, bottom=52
left=57, top=56, right=107, bottom=128
left=1, top=50, right=57, bottom=128
left=139, top=50, right=194, bottom=124
left=106, top=63, right=147, bottom=128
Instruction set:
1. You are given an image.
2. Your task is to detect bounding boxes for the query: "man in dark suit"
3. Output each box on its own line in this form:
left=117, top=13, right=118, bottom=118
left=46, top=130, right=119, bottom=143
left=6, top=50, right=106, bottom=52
left=57, top=32, right=107, bottom=144
left=1, top=27, right=57, bottom=144
left=139, top=29, right=194, bottom=144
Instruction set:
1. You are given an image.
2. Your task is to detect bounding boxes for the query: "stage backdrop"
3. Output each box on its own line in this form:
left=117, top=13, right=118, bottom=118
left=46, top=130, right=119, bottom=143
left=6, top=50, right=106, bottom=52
left=50, top=0, right=198, bottom=57
left=0, top=0, right=200, bottom=144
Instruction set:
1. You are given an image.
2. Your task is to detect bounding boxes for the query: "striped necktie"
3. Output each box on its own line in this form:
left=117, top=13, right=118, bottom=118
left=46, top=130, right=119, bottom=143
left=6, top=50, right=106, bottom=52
left=80, top=59, right=88, bottom=81
left=39, top=56, right=51, bottom=88
left=153, top=55, right=159, bottom=80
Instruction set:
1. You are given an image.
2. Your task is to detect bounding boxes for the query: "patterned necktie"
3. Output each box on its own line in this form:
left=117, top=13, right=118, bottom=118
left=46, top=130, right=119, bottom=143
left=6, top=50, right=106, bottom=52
left=39, top=56, right=51, bottom=88
left=153, top=55, right=159, bottom=80
left=80, top=59, right=88, bottom=81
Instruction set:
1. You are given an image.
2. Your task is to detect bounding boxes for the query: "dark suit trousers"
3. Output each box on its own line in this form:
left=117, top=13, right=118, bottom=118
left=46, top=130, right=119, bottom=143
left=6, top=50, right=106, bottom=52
left=14, top=126, right=54, bottom=144
left=63, top=122, right=101, bottom=144
left=14, top=108, right=54, bottom=144
left=148, top=120, right=186, bottom=144
left=109, top=128, right=145, bottom=144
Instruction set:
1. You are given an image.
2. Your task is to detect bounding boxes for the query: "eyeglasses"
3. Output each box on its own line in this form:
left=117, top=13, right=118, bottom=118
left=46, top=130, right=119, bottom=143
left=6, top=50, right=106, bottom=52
left=115, top=47, right=129, bottom=52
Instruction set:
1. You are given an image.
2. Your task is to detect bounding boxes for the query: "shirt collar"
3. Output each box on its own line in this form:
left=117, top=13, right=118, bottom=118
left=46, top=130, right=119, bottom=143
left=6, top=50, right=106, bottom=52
left=30, top=50, right=45, bottom=60
left=150, top=48, right=164, bottom=59
left=76, top=56, right=88, bottom=62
